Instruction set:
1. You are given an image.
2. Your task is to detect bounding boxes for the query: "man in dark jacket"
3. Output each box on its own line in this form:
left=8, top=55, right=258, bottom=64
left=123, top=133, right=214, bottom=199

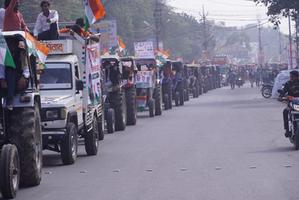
left=281, top=70, right=299, bottom=137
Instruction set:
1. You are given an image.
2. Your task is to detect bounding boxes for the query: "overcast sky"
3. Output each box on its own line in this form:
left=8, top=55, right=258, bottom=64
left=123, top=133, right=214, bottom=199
left=168, top=0, right=292, bottom=34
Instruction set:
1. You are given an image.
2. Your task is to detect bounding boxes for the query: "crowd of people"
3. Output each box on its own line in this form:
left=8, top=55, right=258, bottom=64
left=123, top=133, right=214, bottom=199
left=226, top=66, right=279, bottom=89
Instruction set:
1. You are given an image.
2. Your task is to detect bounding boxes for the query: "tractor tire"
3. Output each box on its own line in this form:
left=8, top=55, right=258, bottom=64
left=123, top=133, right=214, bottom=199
left=163, top=82, right=172, bottom=110
left=126, top=87, right=137, bottom=126
left=10, top=104, right=42, bottom=187
left=169, top=93, right=173, bottom=109
left=0, top=144, right=20, bottom=199
left=196, top=86, right=200, bottom=97
left=84, top=116, right=99, bottom=156
left=179, top=86, right=184, bottom=106
left=175, top=92, right=179, bottom=106
left=193, top=88, right=197, bottom=98
left=180, top=91, right=184, bottom=106
left=106, top=108, right=115, bottom=134
left=154, top=87, right=162, bottom=116
left=164, top=94, right=169, bottom=110
left=183, top=89, right=188, bottom=101
left=110, top=92, right=126, bottom=131
left=166, top=83, right=173, bottom=110
left=148, top=99, right=155, bottom=118
left=98, top=114, right=105, bottom=141
left=61, top=123, right=78, bottom=165
left=185, top=89, right=189, bottom=101
left=198, top=84, right=203, bottom=95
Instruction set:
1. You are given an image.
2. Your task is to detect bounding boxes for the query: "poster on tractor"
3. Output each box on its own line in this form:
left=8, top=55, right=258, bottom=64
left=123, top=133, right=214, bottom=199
left=135, top=71, right=153, bottom=88
left=134, top=41, right=155, bottom=59
left=92, top=20, right=118, bottom=52
left=86, top=43, right=102, bottom=106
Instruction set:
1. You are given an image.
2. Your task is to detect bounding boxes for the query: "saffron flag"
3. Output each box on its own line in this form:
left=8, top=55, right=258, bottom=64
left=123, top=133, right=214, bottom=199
left=0, top=32, right=15, bottom=68
left=84, top=0, right=106, bottom=26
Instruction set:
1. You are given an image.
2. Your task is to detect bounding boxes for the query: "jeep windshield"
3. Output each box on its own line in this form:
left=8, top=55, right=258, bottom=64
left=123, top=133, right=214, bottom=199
left=40, top=63, right=72, bottom=90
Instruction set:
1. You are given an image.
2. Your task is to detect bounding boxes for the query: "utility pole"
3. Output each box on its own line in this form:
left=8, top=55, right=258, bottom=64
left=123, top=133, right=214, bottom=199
left=200, top=5, right=209, bottom=60
left=154, top=0, right=162, bottom=51
left=257, top=20, right=264, bottom=67
left=288, top=15, right=294, bottom=69
left=202, top=6, right=208, bottom=52
left=278, top=29, right=282, bottom=64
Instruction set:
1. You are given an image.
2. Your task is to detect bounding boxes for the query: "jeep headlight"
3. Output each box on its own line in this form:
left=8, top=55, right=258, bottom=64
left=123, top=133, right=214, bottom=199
left=45, top=108, right=67, bottom=120
left=293, top=104, right=299, bottom=111
left=46, top=110, right=59, bottom=120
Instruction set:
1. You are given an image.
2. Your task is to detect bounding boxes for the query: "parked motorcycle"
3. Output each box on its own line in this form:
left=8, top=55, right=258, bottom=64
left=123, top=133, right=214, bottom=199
left=261, top=83, right=273, bottom=98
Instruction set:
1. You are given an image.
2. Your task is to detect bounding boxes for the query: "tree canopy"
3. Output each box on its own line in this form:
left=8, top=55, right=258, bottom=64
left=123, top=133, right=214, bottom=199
left=254, top=0, right=299, bottom=25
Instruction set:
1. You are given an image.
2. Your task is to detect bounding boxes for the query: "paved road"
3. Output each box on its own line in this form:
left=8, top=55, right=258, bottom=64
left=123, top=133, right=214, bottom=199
left=13, top=86, right=299, bottom=200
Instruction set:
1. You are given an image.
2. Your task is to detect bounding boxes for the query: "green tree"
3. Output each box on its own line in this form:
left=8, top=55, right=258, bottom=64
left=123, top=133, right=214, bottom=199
left=254, top=0, right=299, bottom=25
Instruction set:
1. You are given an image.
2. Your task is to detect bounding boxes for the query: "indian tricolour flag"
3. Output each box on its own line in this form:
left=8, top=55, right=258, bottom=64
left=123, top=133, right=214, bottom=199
left=25, top=32, right=49, bottom=64
left=118, top=36, right=126, bottom=52
left=0, top=32, right=15, bottom=68
left=83, top=0, right=106, bottom=30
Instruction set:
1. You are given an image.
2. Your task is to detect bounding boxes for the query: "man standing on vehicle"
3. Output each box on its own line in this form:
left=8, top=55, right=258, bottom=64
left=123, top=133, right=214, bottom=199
left=281, top=71, right=299, bottom=137
left=34, top=0, right=59, bottom=40
left=3, top=0, right=29, bottom=110
left=3, top=0, right=28, bottom=32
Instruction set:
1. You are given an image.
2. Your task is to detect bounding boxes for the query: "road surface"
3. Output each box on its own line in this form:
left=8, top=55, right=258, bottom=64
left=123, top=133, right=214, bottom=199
left=14, top=86, right=299, bottom=200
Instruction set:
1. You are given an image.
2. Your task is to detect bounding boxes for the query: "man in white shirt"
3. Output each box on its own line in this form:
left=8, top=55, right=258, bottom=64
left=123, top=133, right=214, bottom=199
left=34, top=0, right=59, bottom=40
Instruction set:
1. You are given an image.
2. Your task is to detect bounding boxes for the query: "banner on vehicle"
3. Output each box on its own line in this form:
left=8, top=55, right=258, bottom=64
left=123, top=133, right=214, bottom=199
left=92, top=20, right=118, bottom=52
left=86, top=43, right=102, bottom=106
left=134, top=41, right=155, bottom=59
left=136, top=71, right=153, bottom=88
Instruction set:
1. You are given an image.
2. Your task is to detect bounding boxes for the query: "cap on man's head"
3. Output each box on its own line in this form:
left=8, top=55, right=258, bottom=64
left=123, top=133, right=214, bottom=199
left=290, top=70, right=299, bottom=77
